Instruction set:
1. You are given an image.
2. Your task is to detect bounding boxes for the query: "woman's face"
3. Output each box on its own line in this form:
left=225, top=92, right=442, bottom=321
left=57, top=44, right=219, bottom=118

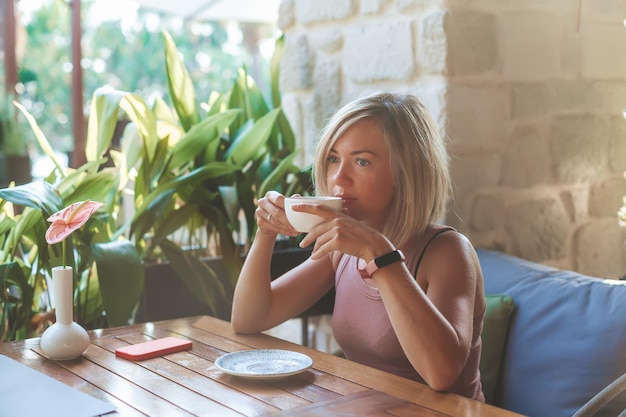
left=325, top=118, right=394, bottom=230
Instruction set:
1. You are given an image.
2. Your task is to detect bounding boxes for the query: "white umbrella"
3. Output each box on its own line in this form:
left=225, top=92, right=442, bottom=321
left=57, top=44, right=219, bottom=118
left=132, top=0, right=280, bottom=23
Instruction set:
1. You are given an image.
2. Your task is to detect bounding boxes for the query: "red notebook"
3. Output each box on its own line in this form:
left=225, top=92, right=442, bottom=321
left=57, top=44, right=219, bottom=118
left=115, top=337, right=192, bottom=361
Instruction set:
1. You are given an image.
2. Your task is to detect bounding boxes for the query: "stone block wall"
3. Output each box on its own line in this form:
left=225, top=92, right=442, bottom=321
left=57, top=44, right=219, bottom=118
left=278, top=0, right=626, bottom=279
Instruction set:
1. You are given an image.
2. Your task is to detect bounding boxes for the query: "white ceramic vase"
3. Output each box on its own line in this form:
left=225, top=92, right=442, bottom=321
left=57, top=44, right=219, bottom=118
left=40, top=266, right=90, bottom=360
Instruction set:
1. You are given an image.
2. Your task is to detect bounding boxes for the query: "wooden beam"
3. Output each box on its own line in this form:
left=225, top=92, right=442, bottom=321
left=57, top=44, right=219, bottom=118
left=70, top=0, right=86, bottom=167
left=3, top=0, right=18, bottom=95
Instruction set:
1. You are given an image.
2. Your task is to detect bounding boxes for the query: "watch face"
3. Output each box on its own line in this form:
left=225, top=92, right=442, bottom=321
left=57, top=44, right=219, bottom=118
left=357, top=258, right=367, bottom=271
left=357, top=258, right=369, bottom=278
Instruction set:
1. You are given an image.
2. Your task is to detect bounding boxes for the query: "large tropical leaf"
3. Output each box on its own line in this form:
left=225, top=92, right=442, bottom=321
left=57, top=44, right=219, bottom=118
left=276, top=110, right=296, bottom=153
left=92, top=240, right=144, bottom=326
left=85, top=88, right=126, bottom=162
left=235, top=68, right=270, bottom=120
left=57, top=160, right=106, bottom=195
left=3, top=208, right=44, bottom=260
left=120, top=94, right=158, bottom=163
left=153, top=97, right=178, bottom=124
left=0, top=182, right=62, bottom=216
left=120, top=123, right=143, bottom=178
left=258, top=151, right=301, bottom=197
left=145, top=203, right=199, bottom=257
left=168, top=109, right=240, bottom=169
left=0, top=215, right=15, bottom=239
left=64, top=169, right=119, bottom=207
left=13, top=102, right=65, bottom=177
left=163, top=30, right=200, bottom=131
left=225, top=108, right=280, bottom=166
left=75, top=264, right=105, bottom=328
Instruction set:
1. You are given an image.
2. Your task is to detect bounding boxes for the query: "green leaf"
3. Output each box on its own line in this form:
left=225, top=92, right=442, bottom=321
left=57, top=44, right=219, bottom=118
left=163, top=30, right=200, bottom=131
left=270, top=35, right=285, bottom=109
left=153, top=96, right=178, bottom=124
left=168, top=110, right=240, bottom=169
left=238, top=69, right=270, bottom=120
left=0, top=215, right=15, bottom=238
left=64, top=169, right=119, bottom=207
left=13, top=102, right=65, bottom=177
left=58, top=160, right=105, bottom=190
left=148, top=203, right=199, bottom=250
left=120, top=123, right=143, bottom=178
left=277, top=109, right=296, bottom=152
left=0, top=262, right=33, bottom=304
left=120, top=94, right=158, bottom=163
left=225, top=108, right=280, bottom=166
left=150, top=133, right=173, bottom=185
left=286, top=167, right=314, bottom=197
left=75, top=267, right=105, bottom=327
left=92, top=240, right=144, bottom=326
left=258, top=151, right=300, bottom=197
left=0, top=182, right=62, bottom=216
left=85, top=87, right=126, bottom=162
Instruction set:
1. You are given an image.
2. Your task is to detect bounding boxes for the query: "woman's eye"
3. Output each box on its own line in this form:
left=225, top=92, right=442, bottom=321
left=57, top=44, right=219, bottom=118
left=327, top=155, right=339, bottom=163
left=356, top=158, right=369, bottom=166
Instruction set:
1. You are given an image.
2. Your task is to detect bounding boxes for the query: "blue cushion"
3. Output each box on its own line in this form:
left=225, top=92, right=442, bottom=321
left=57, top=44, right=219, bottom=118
left=477, top=249, right=626, bottom=417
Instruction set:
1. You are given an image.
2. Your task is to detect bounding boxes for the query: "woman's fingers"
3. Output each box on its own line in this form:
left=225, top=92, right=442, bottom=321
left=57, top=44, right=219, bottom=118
left=256, top=193, right=299, bottom=236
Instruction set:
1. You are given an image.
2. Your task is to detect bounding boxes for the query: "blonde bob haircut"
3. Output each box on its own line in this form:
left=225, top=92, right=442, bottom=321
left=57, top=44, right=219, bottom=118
left=313, top=92, right=451, bottom=247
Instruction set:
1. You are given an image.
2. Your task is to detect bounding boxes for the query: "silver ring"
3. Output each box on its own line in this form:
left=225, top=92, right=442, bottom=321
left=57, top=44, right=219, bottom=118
left=267, top=213, right=272, bottom=222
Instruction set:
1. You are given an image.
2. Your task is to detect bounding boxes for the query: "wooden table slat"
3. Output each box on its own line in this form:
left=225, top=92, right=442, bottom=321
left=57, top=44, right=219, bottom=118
left=267, top=389, right=412, bottom=417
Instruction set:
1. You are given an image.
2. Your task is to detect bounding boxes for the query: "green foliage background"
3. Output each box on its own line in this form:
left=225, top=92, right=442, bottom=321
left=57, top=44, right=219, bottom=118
left=8, top=0, right=274, bottom=156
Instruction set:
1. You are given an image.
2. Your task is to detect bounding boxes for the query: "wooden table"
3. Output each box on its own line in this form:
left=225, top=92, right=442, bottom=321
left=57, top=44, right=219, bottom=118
left=0, top=315, right=524, bottom=416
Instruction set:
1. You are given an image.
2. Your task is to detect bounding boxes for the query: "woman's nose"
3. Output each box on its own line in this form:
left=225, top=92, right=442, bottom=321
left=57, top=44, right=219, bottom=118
left=331, top=163, right=351, bottom=185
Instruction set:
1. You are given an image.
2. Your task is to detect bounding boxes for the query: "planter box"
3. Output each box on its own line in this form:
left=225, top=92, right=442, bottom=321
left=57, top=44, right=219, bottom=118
left=137, top=247, right=335, bottom=323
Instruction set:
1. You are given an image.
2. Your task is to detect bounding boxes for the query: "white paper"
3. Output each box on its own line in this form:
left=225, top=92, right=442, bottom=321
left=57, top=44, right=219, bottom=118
left=0, top=354, right=116, bottom=417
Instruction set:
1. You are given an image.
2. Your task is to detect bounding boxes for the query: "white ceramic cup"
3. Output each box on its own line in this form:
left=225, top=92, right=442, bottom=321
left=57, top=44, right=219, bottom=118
left=284, top=196, right=342, bottom=233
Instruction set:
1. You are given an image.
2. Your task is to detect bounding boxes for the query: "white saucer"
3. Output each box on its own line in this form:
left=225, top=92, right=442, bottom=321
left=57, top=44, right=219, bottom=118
left=215, top=349, right=313, bottom=379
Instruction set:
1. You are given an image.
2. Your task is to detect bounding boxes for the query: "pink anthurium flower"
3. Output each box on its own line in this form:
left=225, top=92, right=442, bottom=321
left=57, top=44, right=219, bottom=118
left=45, top=200, right=105, bottom=268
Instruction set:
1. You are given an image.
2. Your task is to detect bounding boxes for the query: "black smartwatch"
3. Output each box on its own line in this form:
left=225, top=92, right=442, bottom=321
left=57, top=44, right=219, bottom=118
left=358, top=250, right=405, bottom=278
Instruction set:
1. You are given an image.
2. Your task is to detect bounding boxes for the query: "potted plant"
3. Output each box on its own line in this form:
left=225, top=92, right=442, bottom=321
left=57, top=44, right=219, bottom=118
left=98, top=30, right=312, bottom=321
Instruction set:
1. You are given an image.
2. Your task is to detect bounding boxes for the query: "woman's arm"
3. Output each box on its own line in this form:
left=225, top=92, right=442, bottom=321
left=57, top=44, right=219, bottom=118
left=231, top=235, right=335, bottom=333
left=231, top=192, right=336, bottom=333
left=374, top=232, right=484, bottom=392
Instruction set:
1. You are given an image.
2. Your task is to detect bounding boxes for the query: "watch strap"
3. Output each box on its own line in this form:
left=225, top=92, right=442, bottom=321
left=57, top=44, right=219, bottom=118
left=359, top=250, right=405, bottom=278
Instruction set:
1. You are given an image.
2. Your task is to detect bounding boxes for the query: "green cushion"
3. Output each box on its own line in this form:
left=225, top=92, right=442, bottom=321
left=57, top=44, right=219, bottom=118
left=480, top=294, right=515, bottom=405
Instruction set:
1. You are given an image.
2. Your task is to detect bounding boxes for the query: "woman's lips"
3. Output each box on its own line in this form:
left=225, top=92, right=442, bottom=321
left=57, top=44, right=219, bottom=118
left=338, top=196, right=355, bottom=206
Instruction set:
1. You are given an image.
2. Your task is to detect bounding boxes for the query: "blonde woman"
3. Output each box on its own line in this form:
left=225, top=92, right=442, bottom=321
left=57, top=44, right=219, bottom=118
left=231, top=92, right=486, bottom=401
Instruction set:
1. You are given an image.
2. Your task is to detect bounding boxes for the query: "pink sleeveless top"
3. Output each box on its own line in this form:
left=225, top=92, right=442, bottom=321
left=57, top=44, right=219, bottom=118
left=331, top=225, right=485, bottom=401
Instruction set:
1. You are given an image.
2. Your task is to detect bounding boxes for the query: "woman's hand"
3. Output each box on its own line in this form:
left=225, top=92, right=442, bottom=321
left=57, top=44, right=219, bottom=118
left=296, top=204, right=394, bottom=263
left=256, top=191, right=299, bottom=237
